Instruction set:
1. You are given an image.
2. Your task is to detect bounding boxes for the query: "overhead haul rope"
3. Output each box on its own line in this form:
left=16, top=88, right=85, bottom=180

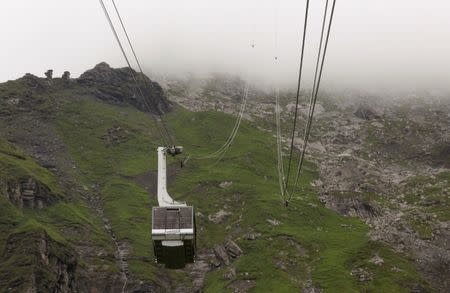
left=189, top=0, right=262, bottom=163
left=110, top=0, right=175, bottom=146
left=272, top=0, right=289, bottom=203
left=275, top=82, right=288, bottom=202
left=211, top=82, right=249, bottom=164
left=189, top=45, right=254, bottom=162
left=285, top=0, right=310, bottom=189
left=97, top=5, right=135, bottom=293
left=188, top=80, right=249, bottom=163
left=290, top=0, right=337, bottom=199
left=104, top=0, right=250, bottom=165
left=98, top=0, right=171, bottom=146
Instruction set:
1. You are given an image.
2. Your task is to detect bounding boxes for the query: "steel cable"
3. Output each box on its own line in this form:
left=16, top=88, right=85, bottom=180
left=99, top=0, right=170, bottom=146
left=110, top=0, right=175, bottom=145
left=290, top=0, right=337, bottom=199
left=285, top=0, right=310, bottom=189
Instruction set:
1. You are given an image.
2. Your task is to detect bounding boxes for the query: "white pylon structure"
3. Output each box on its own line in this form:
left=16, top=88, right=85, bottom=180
left=151, top=146, right=196, bottom=268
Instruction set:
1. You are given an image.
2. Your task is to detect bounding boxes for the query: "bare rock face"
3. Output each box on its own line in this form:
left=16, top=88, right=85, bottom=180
left=4, top=177, right=58, bottom=209
left=78, top=62, right=171, bottom=115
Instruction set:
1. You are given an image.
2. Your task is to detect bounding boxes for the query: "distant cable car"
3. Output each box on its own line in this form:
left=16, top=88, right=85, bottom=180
left=151, top=146, right=196, bottom=268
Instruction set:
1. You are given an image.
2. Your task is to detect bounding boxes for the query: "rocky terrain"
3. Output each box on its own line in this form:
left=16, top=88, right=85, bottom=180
left=0, top=63, right=169, bottom=292
left=0, top=66, right=448, bottom=292
left=166, top=73, right=450, bottom=292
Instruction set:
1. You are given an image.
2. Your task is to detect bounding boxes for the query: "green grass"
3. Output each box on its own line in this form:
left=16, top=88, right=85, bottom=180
left=404, top=172, right=450, bottom=222
left=0, top=136, right=118, bottom=291
left=56, top=97, right=160, bottom=179
left=52, top=97, right=434, bottom=291
left=101, top=178, right=156, bottom=280
left=166, top=108, right=429, bottom=292
left=0, top=139, right=63, bottom=195
left=347, top=242, right=432, bottom=292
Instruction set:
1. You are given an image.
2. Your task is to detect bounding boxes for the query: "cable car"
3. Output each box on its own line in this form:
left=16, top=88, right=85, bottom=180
left=151, top=146, right=196, bottom=268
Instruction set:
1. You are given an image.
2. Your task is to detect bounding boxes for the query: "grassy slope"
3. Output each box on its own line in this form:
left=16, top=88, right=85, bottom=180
left=54, top=96, right=431, bottom=292
left=167, top=109, right=429, bottom=292
left=0, top=139, right=117, bottom=291
left=56, top=97, right=161, bottom=282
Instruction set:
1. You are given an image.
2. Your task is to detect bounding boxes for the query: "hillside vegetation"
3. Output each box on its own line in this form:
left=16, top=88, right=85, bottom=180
left=0, top=64, right=438, bottom=292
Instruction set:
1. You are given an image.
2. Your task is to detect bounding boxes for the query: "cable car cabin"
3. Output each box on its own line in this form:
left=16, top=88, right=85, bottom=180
left=152, top=205, right=196, bottom=268
left=152, top=146, right=196, bottom=268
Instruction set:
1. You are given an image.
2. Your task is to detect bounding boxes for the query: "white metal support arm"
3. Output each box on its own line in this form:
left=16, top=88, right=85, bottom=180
left=157, top=147, right=185, bottom=207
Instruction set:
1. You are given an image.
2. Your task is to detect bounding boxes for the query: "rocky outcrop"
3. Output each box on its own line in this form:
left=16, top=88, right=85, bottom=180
left=208, top=209, right=231, bottom=224
left=101, top=125, right=131, bottom=146
left=45, top=69, right=53, bottom=80
left=78, top=62, right=170, bottom=115
left=0, top=228, right=129, bottom=293
left=354, top=107, right=380, bottom=120
left=213, top=240, right=243, bottom=266
left=4, top=177, right=59, bottom=209
left=18, top=73, right=48, bottom=92
left=325, top=194, right=381, bottom=218
left=425, top=144, right=450, bottom=169
left=0, top=230, right=77, bottom=293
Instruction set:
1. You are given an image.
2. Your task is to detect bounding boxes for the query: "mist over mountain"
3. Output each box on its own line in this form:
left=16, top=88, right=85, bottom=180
left=1, top=0, right=450, bottom=94
left=1, top=1, right=449, bottom=292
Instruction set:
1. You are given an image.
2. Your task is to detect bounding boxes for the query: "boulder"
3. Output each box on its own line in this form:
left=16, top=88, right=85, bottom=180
left=354, top=107, right=379, bottom=120
left=266, top=218, right=281, bottom=226
left=208, top=210, right=231, bottom=224
left=225, top=240, right=243, bottom=258
left=325, top=194, right=381, bottom=219
left=369, top=254, right=384, bottom=266
left=219, top=181, right=233, bottom=189
left=213, top=245, right=230, bottom=265
left=223, top=267, right=236, bottom=280
left=244, top=233, right=261, bottom=241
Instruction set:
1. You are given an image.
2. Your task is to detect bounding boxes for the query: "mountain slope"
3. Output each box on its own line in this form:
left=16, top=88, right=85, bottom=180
left=0, top=64, right=435, bottom=292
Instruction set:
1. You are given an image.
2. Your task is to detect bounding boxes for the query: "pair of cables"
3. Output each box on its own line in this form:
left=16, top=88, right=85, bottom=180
left=275, top=0, right=337, bottom=205
left=99, top=0, right=174, bottom=146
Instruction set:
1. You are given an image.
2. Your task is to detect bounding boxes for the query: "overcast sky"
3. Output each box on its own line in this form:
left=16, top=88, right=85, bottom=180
left=1, top=0, right=449, bottom=92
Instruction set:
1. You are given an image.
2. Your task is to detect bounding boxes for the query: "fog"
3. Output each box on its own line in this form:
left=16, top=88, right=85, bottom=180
left=1, top=0, right=450, bottom=94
